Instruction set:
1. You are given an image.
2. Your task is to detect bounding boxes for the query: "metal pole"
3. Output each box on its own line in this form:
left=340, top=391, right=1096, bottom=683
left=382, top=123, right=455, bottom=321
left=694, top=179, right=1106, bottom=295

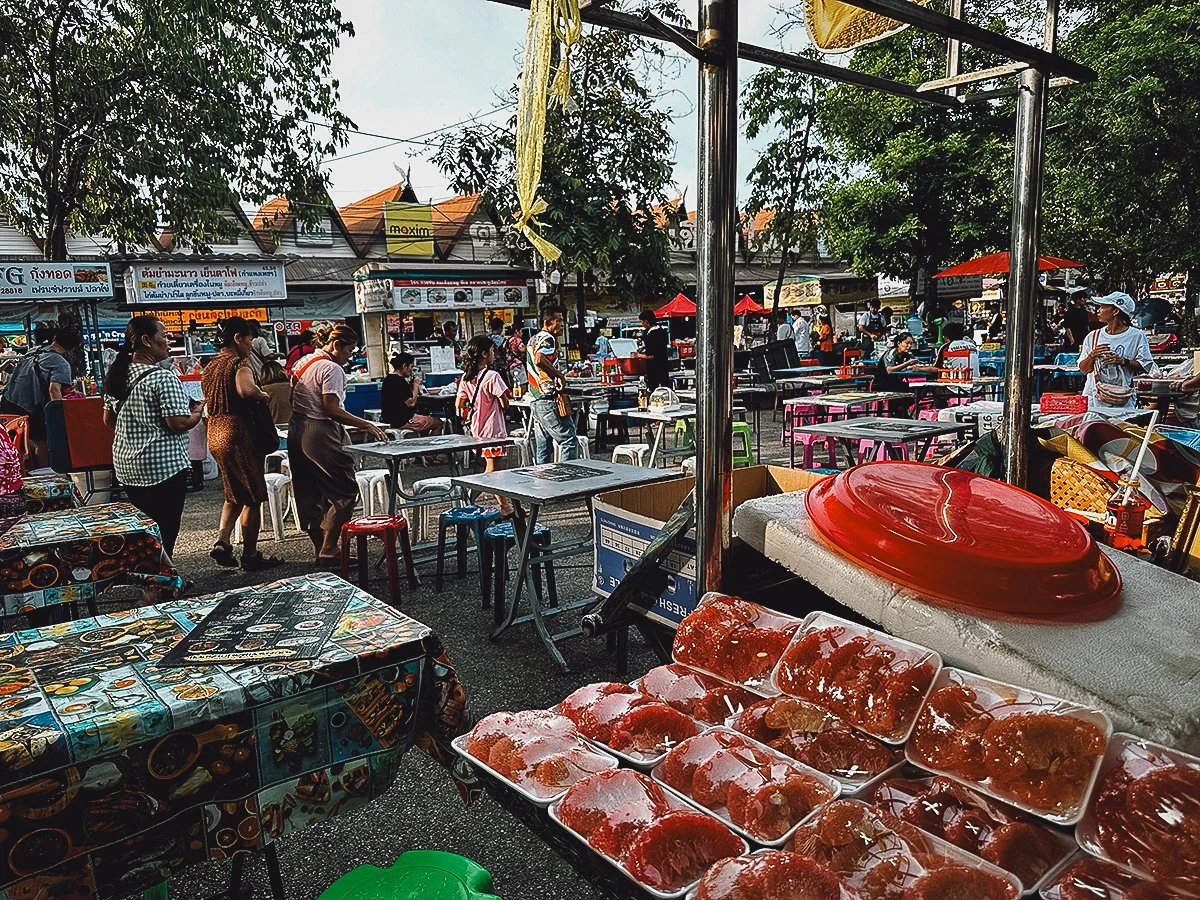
left=1002, top=64, right=1049, bottom=488
left=945, top=0, right=965, bottom=97
left=695, top=0, right=737, bottom=593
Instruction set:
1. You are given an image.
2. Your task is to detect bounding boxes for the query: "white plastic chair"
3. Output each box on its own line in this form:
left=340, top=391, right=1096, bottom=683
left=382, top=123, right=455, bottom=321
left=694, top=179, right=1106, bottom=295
left=233, top=472, right=297, bottom=543
left=554, top=435, right=591, bottom=462
left=611, top=443, right=650, bottom=466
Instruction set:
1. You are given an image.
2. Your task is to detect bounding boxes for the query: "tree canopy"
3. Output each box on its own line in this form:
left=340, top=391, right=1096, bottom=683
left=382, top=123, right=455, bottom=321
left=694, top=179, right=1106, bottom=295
left=0, top=0, right=355, bottom=260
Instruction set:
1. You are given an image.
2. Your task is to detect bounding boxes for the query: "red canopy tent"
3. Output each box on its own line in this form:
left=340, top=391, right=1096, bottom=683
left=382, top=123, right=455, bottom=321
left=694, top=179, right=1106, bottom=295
left=734, top=295, right=766, bottom=315
left=655, top=293, right=697, bottom=318
left=934, top=251, right=1083, bottom=278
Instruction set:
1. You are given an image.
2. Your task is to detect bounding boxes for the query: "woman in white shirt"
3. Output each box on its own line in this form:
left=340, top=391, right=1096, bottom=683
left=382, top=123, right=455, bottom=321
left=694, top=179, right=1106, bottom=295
left=1077, top=292, right=1153, bottom=410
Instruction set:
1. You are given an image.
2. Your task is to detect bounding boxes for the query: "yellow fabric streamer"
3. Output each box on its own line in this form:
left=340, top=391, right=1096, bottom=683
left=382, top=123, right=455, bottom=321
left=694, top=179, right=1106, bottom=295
left=514, top=0, right=581, bottom=264
left=804, top=0, right=929, bottom=54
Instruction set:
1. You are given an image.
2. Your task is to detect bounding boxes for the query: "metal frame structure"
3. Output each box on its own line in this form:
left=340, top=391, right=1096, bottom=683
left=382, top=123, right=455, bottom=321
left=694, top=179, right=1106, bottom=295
left=484, top=0, right=1096, bottom=592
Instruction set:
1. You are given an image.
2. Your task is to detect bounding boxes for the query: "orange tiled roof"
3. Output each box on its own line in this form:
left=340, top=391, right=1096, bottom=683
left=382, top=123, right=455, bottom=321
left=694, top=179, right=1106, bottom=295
left=338, top=182, right=418, bottom=255
left=431, top=193, right=482, bottom=245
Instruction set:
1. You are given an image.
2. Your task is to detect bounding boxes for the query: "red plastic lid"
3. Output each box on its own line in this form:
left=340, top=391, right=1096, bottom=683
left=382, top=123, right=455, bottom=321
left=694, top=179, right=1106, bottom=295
left=804, top=462, right=1122, bottom=622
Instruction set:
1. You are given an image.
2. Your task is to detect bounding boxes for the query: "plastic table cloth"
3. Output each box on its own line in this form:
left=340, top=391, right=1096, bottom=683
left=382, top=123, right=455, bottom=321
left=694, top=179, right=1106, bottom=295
left=19, top=474, right=82, bottom=514
left=0, top=503, right=182, bottom=619
left=0, top=573, right=475, bottom=899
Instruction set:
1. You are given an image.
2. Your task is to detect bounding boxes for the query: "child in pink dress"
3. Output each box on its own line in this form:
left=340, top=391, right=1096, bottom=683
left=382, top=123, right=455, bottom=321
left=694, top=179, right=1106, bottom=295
left=456, top=335, right=514, bottom=517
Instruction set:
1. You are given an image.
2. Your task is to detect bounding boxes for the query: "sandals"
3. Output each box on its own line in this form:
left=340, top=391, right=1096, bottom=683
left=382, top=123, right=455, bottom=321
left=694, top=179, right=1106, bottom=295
left=241, top=552, right=285, bottom=572
left=210, top=541, right=239, bottom=568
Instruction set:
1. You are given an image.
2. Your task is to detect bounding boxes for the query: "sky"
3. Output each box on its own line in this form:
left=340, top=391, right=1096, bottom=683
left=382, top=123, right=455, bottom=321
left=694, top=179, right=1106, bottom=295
left=324, top=0, right=795, bottom=208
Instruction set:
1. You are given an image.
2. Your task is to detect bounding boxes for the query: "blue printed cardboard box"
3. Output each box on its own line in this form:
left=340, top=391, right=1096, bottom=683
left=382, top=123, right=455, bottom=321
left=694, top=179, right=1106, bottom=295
left=592, top=466, right=825, bottom=628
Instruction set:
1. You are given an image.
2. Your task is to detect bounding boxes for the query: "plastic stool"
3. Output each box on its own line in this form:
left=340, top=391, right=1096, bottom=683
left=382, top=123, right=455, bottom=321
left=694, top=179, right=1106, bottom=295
left=857, top=439, right=910, bottom=463
left=482, top=521, right=556, bottom=612
left=791, top=432, right=837, bottom=469
left=681, top=456, right=696, bottom=475
left=340, top=515, right=419, bottom=607
left=233, top=473, right=296, bottom=543
left=317, top=850, right=500, bottom=900
left=410, top=477, right=456, bottom=544
left=355, top=469, right=391, bottom=515
left=553, top=435, right=590, bottom=461
left=732, top=422, right=754, bottom=467
left=436, top=505, right=500, bottom=593
left=611, top=443, right=650, bottom=466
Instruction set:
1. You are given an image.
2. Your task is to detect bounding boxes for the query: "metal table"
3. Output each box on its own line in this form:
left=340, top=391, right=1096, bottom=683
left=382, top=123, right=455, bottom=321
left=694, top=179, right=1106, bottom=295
left=677, top=386, right=770, bottom=462
left=781, top=391, right=914, bottom=469
left=789, top=416, right=971, bottom=467
left=609, top=404, right=746, bottom=467
left=451, top=460, right=683, bottom=671
left=907, top=377, right=1004, bottom=402
left=0, top=573, right=472, bottom=900
left=773, top=365, right=838, bottom=378
left=346, top=435, right=513, bottom=515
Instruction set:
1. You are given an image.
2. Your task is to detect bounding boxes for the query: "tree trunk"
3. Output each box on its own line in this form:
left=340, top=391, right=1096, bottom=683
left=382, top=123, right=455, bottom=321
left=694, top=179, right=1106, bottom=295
left=44, top=199, right=86, bottom=376
left=1184, top=267, right=1199, bottom=347
left=575, top=269, right=587, bottom=352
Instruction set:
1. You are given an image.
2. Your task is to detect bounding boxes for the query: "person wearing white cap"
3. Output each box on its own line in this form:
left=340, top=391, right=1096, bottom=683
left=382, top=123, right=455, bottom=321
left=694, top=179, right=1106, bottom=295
left=1077, top=292, right=1153, bottom=409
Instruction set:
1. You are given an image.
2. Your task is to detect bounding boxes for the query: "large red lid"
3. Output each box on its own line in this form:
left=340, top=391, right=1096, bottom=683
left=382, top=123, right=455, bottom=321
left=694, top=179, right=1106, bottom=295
left=804, top=462, right=1122, bottom=622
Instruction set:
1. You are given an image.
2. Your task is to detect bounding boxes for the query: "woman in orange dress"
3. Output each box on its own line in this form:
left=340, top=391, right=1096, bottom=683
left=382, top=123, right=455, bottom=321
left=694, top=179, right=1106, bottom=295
left=202, top=317, right=283, bottom=571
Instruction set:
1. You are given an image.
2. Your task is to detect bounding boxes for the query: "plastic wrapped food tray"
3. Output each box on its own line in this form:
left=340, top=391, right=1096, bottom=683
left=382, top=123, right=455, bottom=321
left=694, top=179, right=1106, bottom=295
left=869, top=772, right=1076, bottom=895
left=684, top=848, right=861, bottom=900
left=633, top=665, right=763, bottom=726
left=554, top=686, right=708, bottom=771
left=651, top=727, right=841, bottom=848
left=772, top=611, right=942, bottom=744
left=549, top=786, right=749, bottom=900
left=906, top=668, right=1112, bottom=825
left=726, top=695, right=905, bottom=796
left=451, top=733, right=619, bottom=808
left=787, top=798, right=1023, bottom=899
left=1074, top=732, right=1200, bottom=896
left=672, top=592, right=803, bottom=696
left=1039, top=852, right=1178, bottom=900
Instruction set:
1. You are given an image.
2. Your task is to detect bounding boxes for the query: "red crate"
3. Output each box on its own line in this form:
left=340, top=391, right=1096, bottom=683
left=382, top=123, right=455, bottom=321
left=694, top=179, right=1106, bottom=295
left=1040, top=392, right=1088, bottom=414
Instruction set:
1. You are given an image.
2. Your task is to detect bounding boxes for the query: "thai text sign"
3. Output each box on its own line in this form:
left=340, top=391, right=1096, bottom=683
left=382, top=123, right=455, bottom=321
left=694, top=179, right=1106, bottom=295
left=0, top=263, right=113, bottom=300
left=124, top=262, right=287, bottom=305
left=383, top=203, right=434, bottom=257
left=390, top=276, right=532, bottom=311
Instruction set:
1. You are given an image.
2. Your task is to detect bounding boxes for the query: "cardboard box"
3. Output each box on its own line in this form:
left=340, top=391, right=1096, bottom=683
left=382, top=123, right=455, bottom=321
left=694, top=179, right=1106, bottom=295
left=593, top=466, right=828, bottom=627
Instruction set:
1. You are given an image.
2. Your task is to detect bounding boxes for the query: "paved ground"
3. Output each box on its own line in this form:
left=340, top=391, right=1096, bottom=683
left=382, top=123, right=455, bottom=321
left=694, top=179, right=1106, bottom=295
left=96, top=406, right=805, bottom=900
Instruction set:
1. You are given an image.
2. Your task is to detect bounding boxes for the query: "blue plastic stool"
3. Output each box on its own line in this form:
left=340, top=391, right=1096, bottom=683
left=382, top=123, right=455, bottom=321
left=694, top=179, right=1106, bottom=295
left=482, top=521, right=557, bottom=614
left=435, top=505, right=500, bottom=594
left=317, top=850, right=500, bottom=900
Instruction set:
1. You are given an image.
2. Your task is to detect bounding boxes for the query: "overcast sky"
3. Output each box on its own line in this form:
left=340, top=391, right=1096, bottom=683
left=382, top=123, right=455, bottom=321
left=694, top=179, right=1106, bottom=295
left=324, top=1, right=796, bottom=207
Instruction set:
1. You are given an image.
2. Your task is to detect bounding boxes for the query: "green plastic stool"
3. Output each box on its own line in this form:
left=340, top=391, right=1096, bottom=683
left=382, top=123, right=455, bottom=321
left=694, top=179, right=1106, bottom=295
left=732, top=421, right=755, bottom=467
left=318, top=851, right=501, bottom=900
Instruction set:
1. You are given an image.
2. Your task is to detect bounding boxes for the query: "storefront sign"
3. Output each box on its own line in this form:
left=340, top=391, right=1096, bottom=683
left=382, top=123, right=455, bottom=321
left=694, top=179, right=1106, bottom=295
left=0, top=263, right=113, bottom=300
left=383, top=202, right=434, bottom=257
left=156, top=308, right=270, bottom=329
left=354, top=277, right=394, bottom=313
left=391, top=276, right=533, bottom=310
left=124, top=262, right=287, bottom=305
left=765, top=275, right=878, bottom=308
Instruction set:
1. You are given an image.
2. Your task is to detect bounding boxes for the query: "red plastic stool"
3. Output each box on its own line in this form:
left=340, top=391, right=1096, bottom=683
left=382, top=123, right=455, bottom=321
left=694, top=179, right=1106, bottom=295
left=340, top=515, right=419, bottom=607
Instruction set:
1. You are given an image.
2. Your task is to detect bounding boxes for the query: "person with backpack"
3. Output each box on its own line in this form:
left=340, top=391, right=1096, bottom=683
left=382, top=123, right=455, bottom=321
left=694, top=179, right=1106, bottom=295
left=456, top=335, right=513, bottom=517
left=1, top=327, right=81, bottom=469
left=102, top=316, right=202, bottom=556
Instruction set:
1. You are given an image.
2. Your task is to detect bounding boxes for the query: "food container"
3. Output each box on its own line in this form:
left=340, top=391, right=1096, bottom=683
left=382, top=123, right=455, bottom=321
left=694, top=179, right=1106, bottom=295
left=772, top=611, right=942, bottom=744
left=1040, top=852, right=1178, bottom=900
left=672, top=593, right=804, bottom=696
left=787, top=798, right=1022, bottom=899
left=1075, top=732, right=1200, bottom=896
left=906, top=668, right=1112, bottom=825
left=549, top=770, right=749, bottom=900
left=652, top=727, right=841, bottom=848
left=726, top=695, right=904, bottom=796
left=633, top=664, right=763, bottom=726
left=803, top=462, right=1122, bottom=623
left=451, top=733, right=619, bottom=808
left=1040, top=393, right=1089, bottom=414
left=554, top=684, right=706, bottom=771
left=685, top=848, right=861, bottom=900
left=869, top=772, right=1076, bottom=895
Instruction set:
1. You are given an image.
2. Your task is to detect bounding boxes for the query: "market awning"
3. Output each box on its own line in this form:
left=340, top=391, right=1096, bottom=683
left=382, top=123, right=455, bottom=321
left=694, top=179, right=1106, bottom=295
left=934, top=252, right=1083, bottom=278
left=655, top=292, right=697, bottom=318
left=734, top=295, right=766, bottom=315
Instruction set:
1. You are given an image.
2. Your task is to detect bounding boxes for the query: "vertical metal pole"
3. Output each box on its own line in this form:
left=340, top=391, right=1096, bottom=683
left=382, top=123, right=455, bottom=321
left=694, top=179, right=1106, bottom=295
left=1002, top=65, right=1048, bottom=488
left=945, top=0, right=965, bottom=97
left=695, top=0, right=737, bottom=593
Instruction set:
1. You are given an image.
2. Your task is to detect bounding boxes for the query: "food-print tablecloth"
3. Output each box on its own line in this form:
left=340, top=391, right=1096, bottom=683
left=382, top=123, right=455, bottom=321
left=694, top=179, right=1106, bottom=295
left=0, top=503, right=179, bottom=617
left=0, top=573, right=475, bottom=899
left=19, top=474, right=82, bottom=514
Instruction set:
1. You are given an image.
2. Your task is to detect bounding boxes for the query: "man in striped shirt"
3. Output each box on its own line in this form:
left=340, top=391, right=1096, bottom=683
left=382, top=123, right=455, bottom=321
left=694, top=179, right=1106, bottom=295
left=525, top=305, right=579, bottom=463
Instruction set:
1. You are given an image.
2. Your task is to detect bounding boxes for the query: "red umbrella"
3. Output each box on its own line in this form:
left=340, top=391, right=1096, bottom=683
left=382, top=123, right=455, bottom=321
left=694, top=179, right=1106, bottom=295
left=934, top=251, right=1083, bottom=278
left=655, top=293, right=697, bottom=318
left=734, top=295, right=766, bottom=315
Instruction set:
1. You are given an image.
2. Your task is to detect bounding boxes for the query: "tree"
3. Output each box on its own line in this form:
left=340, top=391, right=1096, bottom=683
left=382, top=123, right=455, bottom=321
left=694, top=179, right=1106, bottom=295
left=742, top=63, right=831, bottom=323
left=433, top=1, right=684, bottom=341
left=1043, top=0, right=1200, bottom=335
left=0, top=0, right=354, bottom=260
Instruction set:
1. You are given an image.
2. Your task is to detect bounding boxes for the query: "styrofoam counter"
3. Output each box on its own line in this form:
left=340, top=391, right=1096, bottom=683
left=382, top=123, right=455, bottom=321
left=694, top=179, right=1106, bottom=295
left=734, top=491, right=1200, bottom=753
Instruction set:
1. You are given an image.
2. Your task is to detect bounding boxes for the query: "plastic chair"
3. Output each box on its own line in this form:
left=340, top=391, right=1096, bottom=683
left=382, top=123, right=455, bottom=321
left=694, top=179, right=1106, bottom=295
left=553, top=435, right=590, bottom=462
left=355, top=469, right=391, bottom=516
left=232, top=472, right=297, bottom=543
left=482, top=521, right=556, bottom=612
left=732, top=421, right=754, bottom=467
left=408, top=476, right=457, bottom=544
left=681, top=456, right=696, bottom=475
left=792, top=431, right=838, bottom=469
left=435, top=505, right=500, bottom=594
left=339, top=515, right=419, bottom=608
left=857, top=439, right=910, bottom=464
left=611, top=443, right=650, bottom=466
left=317, top=850, right=500, bottom=900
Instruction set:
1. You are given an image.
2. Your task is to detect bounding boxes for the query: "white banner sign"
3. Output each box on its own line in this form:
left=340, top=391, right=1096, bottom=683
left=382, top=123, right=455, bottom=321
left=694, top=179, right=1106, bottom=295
left=124, top=262, right=287, bottom=305
left=0, top=263, right=113, bottom=300
left=354, top=277, right=394, bottom=313
left=391, top=277, right=533, bottom=311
